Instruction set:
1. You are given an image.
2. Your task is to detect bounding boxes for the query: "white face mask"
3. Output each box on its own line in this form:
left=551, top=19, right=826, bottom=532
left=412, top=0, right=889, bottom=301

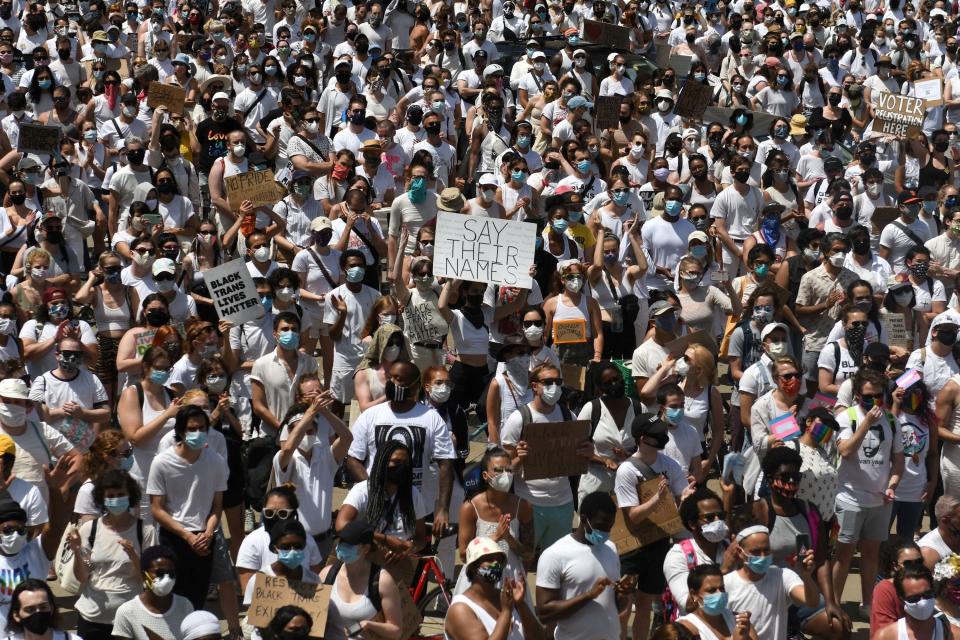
left=524, top=324, right=544, bottom=343
left=382, top=345, right=401, bottom=362
left=630, top=144, right=644, bottom=158
left=0, top=530, right=26, bottom=555
left=298, top=432, right=317, bottom=453
left=253, top=246, right=270, bottom=262
left=30, top=267, right=47, bottom=280
left=0, top=402, right=26, bottom=427
left=505, top=354, right=530, bottom=377
left=564, top=276, right=583, bottom=293
left=304, top=121, right=319, bottom=135
left=481, top=188, right=496, bottom=201
left=276, top=287, right=295, bottom=302
left=904, top=597, right=936, bottom=621
left=0, top=318, right=12, bottom=335
left=828, top=252, right=846, bottom=267
left=205, top=375, right=227, bottom=393
left=156, top=279, right=175, bottom=293
left=701, top=519, right=729, bottom=543
left=866, top=183, right=881, bottom=198
left=232, top=143, right=245, bottom=156
left=149, top=574, right=176, bottom=597
left=378, top=313, right=396, bottom=325
left=429, top=383, right=451, bottom=404
left=540, top=383, right=562, bottom=405
left=767, top=341, right=788, bottom=358
left=674, top=358, right=690, bottom=377
left=486, top=470, right=513, bottom=492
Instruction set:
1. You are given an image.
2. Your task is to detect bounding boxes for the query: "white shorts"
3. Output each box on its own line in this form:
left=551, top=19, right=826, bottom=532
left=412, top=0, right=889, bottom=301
left=330, top=367, right=357, bottom=404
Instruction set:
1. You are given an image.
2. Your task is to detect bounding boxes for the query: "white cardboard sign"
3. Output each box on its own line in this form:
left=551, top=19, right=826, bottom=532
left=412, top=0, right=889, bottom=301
left=204, top=259, right=266, bottom=325
left=432, top=213, right=536, bottom=288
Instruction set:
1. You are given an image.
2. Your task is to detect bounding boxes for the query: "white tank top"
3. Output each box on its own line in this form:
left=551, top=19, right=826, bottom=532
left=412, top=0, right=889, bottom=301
left=93, top=288, right=131, bottom=332
left=553, top=293, right=592, bottom=341
left=676, top=611, right=737, bottom=640
left=591, top=269, right=632, bottom=312
left=446, top=594, right=524, bottom=640
left=130, top=384, right=175, bottom=489
left=684, top=384, right=711, bottom=432
left=325, top=573, right=379, bottom=640
left=897, top=617, right=944, bottom=640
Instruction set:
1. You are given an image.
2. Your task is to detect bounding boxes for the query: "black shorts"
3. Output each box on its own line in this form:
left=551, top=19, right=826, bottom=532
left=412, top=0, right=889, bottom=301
left=620, top=538, right=670, bottom=594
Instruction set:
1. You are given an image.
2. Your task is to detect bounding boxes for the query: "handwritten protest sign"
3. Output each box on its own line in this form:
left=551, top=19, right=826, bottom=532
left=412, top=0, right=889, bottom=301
left=872, top=206, right=901, bottom=232
left=225, top=169, right=287, bottom=210
left=668, top=54, right=693, bottom=78
left=248, top=574, right=331, bottom=638
left=521, top=420, right=590, bottom=481
left=594, top=95, right=622, bottom=132
left=633, top=478, right=684, bottom=546
left=674, top=81, right=713, bottom=119
left=18, top=123, right=60, bottom=155
left=770, top=413, right=800, bottom=441
left=610, top=508, right=643, bottom=555
left=914, top=78, right=943, bottom=107
left=204, top=259, right=265, bottom=324
left=881, top=312, right=910, bottom=349
left=433, top=213, right=535, bottom=288
left=581, top=19, right=632, bottom=50
left=553, top=318, right=587, bottom=344
left=401, top=300, right=446, bottom=345
left=872, top=91, right=925, bottom=137
left=362, top=560, right=422, bottom=640
left=147, top=82, right=186, bottom=114
left=897, top=368, right=922, bottom=389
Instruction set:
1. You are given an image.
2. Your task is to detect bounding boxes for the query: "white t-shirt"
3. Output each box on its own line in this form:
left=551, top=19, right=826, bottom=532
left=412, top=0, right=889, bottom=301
left=535, top=534, right=621, bottom=640
left=817, top=340, right=860, bottom=386
left=8, top=478, right=45, bottom=527
left=614, top=454, right=688, bottom=507
left=710, top=184, right=763, bottom=241
left=835, top=405, right=904, bottom=508
left=342, top=479, right=427, bottom=540
left=664, top=422, right=703, bottom=474
left=145, top=446, right=228, bottom=531
left=112, top=593, right=194, bottom=640
left=347, top=402, right=455, bottom=509
left=271, top=442, right=337, bottom=535
left=0, top=537, right=51, bottom=633
left=501, top=404, right=574, bottom=507
left=322, top=283, right=380, bottom=369
left=906, top=347, right=960, bottom=399
left=724, top=567, right=804, bottom=640
left=28, top=369, right=107, bottom=452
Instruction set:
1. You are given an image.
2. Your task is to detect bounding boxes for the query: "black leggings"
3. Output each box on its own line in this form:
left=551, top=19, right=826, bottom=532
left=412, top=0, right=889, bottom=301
left=449, top=360, right=489, bottom=418
left=77, top=617, right=114, bottom=640
left=159, top=527, right=215, bottom=610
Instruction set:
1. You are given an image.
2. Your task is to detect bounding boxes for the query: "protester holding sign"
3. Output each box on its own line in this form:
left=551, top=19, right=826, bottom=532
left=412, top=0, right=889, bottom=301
left=543, top=260, right=603, bottom=366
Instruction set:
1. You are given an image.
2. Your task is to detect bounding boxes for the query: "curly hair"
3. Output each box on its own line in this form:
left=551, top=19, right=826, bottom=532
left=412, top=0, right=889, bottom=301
left=92, top=468, right=141, bottom=511
left=82, top=430, right=128, bottom=480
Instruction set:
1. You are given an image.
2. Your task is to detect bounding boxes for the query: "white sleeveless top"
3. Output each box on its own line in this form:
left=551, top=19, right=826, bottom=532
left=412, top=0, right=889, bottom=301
left=897, top=616, right=945, bottom=640
left=677, top=610, right=737, bottom=640
left=325, top=573, right=379, bottom=640
left=944, top=374, right=960, bottom=457
left=553, top=293, right=592, bottom=341
left=684, top=384, right=711, bottom=432
left=446, top=594, right=524, bottom=640
left=496, top=371, right=533, bottom=427
left=93, top=287, right=131, bottom=332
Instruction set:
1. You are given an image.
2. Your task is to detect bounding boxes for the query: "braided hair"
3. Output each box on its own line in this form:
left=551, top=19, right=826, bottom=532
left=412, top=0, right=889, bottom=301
left=366, top=440, right=415, bottom=534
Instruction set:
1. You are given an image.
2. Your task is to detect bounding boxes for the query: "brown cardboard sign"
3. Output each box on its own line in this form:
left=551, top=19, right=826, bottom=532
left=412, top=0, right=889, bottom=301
left=633, top=477, right=684, bottom=546
left=881, top=312, right=910, bottom=348
left=872, top=206, right=901, bottom=232
left=610, top=508, right=643, bottom=555
left=594, top=95, right=623, bottom=133
left=872, top=91, right=924, bottom=137
left=248, top=574, right=331, bottom=638
left=674, top=81, right=713, bottom=119
left=553, top=318, right=588, bottom=344
left=17, top=123, right=60, bottom=155
left=581, top=19, right=632, bottom=50
left=560, top=363, right=587, bottom=391
left=225, top=168, right=287, bottom=210
left=521, top=420, right=590, bottom=481
left=147, top=81, right=186, bottom=114
left=664, top=330, right=719, bottom=356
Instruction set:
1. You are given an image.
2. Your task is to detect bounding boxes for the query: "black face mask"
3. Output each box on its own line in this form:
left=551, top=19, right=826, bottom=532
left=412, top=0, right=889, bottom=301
left=163, top=248, right=179, bottom=261
left=9, top=193, right=25, bottom=205
left=127, top=149, right=145, bottom=165
left=57, top=48, right=70, bottom=59
left=619, top=114, right=631, bottom=124
left=161, top=136, right=178, bottom=152
left=356, top=42, right=369, bottom=54
left=145, top=309, right=169, bottom=327
left=852, top=238, right=870, bottom=255
left=466, top=293, right=484, bottom=307
left=768, top=42, right=783, bottom=55
left=408, top=112, right=423, bottom=126
left=425, top=122, right=441, bottom=135
left=385, top=462, right=410, bottom=484
left=686, top=32, right=696, bottom=43
left=0, top=7, right=11, bottom=19
left=157, top=181, right=176, bottom=194
left=335, top=71, right=351, bottom=83
left=828, top=93, right=842, bottom=106
left=860, top=154, right=874, bottom=166
left=349, top=112, right=365, bottom=126
left=20, top=612, right=52, bottom=636
left=835, top=205, right=853, bottom=220
left=935, top=140, right=950, bottom=152
left=734, top=170, right=750, bottom=184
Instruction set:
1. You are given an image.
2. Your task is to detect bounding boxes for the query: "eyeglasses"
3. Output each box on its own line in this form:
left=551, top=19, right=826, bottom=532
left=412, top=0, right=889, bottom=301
left=537, top=377, right=562, bottom=386
left=522, top=320, right=543, bottom=328
left=848, top=320, right=869, bottom=329
left=904, top=591, right=936, bottom=603
left=0, top=526, right=25, bottom=536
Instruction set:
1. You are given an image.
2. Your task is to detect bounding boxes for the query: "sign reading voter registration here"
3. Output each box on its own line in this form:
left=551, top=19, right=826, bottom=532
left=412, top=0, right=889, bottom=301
left=433, top=213, right=536, bottom=288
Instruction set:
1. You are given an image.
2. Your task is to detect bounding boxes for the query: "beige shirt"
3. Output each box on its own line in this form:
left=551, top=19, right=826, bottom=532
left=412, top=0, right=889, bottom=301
left=795, top=264, right=859, bottom=352
left=925, top=232, right=960, bottom=293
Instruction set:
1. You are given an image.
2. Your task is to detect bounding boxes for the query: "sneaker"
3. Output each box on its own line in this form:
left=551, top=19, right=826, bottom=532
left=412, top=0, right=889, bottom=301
left=244, top=508, right=256, bottom=534
left=858, top=604, right=871, bottom=620
left=206, top=583, right=219, bottom=601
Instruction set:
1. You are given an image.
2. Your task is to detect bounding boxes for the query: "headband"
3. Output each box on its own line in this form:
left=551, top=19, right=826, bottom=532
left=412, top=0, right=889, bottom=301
left=735, top=525, right=770, bottom=543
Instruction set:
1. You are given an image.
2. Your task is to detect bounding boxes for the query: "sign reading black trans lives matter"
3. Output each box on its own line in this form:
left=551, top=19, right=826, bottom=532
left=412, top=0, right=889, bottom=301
left=872, top=91, right=925, bottom=137
left=433, top=213, right=536, bottom=288
left=205, top=259, right=266, bottom=324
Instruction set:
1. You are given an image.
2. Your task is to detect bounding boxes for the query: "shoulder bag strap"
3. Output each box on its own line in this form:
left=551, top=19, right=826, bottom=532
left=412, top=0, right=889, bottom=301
left=308, top=248, right=338, bottom=289
left=243, top=88, right=268, bottom=119
left=892, top=220, right=926, bottom=248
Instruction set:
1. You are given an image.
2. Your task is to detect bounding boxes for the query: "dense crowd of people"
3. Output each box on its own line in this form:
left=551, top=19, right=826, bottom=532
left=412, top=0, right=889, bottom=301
left=0, top=0, right=957, bottom=637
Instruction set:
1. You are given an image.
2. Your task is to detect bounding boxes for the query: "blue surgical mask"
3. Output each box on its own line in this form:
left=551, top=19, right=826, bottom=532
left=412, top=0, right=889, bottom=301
left=577, top=159, right=591, bottom=173
left=736, top=113, right=749, bottom=126
left=278, top=329, right=299, bottom=349
left=150, top=369, right=169, bottom=385
left=584, top=518, right=610, bottom=546
left=665, top=200, right=683, bottom=216
left=260, top=296, right=273, bottom=312
left=691, top=245, right=708, bottom=259
left=774, top=125, right=788, bottom=139
left=655, top=314, right=677, bottom=331
left=612, top=191, right=630, bottom=206
left=408, top=176, right=427, bottom=203
left=104, top=496, right=130, bottom=515
left=183, top=430, right=207, bottom=450
left=511, top=169, right=526, bottom=182
left=517, top=135, right=530, bottom=148
left=119, top=455, right=134, bottom=471
left=754, top=263, right=770, bottom=277
left=702, top=591, right=728, bottom=615
left=551, top=219, right=569, bottom=233
left=336, top=542, right=361, bottom=563
left=277, top=548, right=306, bottom=568
left=346, top=266, right=366, bottom=283
left=745, top=553, right=772, bottom=574
left=665, top=407, right=684, bottom=424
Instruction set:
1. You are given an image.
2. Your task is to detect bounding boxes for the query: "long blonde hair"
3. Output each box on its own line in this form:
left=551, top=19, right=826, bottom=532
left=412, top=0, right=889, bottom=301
left=686, top=343, right=716, bottom=387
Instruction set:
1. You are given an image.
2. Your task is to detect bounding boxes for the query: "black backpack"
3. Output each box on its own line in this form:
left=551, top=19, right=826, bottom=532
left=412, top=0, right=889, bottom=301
left=243, top=430, right=279, bottom=512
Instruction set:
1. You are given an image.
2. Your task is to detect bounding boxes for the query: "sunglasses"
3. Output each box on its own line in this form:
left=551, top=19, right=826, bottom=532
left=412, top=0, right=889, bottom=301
left=262, top=508, right=295, bottom=519
left=538, top=377, right=562, bottom=386
left=0, top=526, right=24, bottom=536
left=522, top=320, right=544, bottom=328
left=904, top=591, right=936, bottom=603
left=778, top=372, right=801, bottom=381
left=848, top=321, right=869, bottom=329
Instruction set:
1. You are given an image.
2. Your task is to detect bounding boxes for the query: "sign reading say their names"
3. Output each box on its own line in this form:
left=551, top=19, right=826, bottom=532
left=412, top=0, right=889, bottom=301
left=521, top=420, right=590, bottom=481
left=205, top=259, right=266, bottom=325
left=433, top=213, right=535, bottom=288
left=18, top=123, right=60, bottom=155
left=872, top=91, right=925, bottom=137
left=225, top=169, right=287, bottom=210
left=146, top=82, right=186, bottom=114
left=248, top=574, right=331, bottom=638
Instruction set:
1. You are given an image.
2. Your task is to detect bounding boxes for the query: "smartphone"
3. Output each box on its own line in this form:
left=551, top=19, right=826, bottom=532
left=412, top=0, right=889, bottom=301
left=796, top=533, right=811, bottom=558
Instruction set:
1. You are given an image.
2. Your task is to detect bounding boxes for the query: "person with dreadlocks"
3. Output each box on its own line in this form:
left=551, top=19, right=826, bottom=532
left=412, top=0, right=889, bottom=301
left=336, top=439, right=428, bottom=563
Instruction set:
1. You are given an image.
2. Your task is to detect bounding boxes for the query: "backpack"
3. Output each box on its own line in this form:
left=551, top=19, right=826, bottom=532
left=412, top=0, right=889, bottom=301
left=244, top=429, right=280, bottom=512
left=588, top=397, right=643, bottom=439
